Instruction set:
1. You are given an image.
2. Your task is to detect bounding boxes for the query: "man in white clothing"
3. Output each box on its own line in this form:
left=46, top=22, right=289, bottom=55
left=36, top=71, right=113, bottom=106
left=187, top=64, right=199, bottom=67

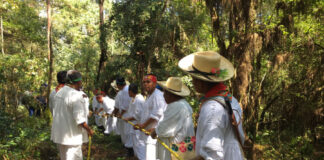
left=96, top=91, right=116, bottom=135
left=123, top=83, right=146, bottom=160
left=51, top=70, right=94, bottom=160
left=151, top=77, right=195, bottom=160
left=112, top=77, right=133, bottom=156
left=135, top=74, right=167, bottom=160
left=49, top=70, right=67, bottom=114
left=179, top=51, right=244, bottom=160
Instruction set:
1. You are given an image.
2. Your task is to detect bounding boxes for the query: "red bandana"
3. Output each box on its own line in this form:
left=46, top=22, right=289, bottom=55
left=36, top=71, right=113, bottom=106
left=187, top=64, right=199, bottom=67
left=143, top=75, right=157, bottom=83
left=204, top=83, right=232, bottom=101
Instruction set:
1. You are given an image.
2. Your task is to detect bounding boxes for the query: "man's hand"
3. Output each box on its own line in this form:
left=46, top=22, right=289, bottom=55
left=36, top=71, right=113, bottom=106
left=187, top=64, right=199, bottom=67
left=116, top=113, right=122, bottom=118
left=133, top=124, right=140, bottom=130
left=145, top=128, right=155, bottom=135
left=150, top=129, right=157, bottom=139
left=87, top=128, right=94, bottom=137
left=79, top=122, right=94, bottom=137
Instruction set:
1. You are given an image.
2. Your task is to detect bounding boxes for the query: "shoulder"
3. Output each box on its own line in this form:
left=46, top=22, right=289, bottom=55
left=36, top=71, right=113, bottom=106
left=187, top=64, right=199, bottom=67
left=201, top=100, right=227, bottom=114
left=152, top=89, right=164, bottom=100
left=135, top=94, right=145, bottom=102
left=49, top=90, right=56, bottom=97
left=70, top=89, right=84, bottom=102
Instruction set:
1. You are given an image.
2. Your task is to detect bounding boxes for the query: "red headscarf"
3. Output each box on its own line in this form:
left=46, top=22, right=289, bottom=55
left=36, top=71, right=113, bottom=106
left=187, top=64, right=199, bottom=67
left=143, top=75, right=157, bottom=83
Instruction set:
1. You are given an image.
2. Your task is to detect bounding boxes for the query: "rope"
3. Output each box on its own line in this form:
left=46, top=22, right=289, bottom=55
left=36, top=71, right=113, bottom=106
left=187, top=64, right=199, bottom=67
left=123, top=118, right=183, bottom=160
left=95, top=113, right=183, bottom=160
left=87, top=136, right=92, bottom=160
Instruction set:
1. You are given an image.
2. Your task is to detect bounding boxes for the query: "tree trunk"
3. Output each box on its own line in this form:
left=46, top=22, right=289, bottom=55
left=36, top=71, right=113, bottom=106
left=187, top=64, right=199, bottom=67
left=1, top=16, right=4, bottom=55
left=96, top=0, right=107, bottom=82
left=46, top=0, right=54, bottom=118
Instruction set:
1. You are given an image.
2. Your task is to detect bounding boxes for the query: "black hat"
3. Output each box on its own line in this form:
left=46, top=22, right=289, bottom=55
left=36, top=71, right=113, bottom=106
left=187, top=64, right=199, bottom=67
left=116, top=77, right=126, bottom=85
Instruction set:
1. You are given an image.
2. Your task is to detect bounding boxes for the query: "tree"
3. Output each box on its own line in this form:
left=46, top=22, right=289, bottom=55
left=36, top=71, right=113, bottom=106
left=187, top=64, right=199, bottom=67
left=96, top=0, right=108, bottom=82
left=46, top=0, right=53, bottom=118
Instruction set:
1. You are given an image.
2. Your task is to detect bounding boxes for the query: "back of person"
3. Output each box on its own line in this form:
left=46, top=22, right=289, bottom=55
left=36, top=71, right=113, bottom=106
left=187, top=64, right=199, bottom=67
left=51, top=86, right=84, bottom=145
left=197, top=98, right=243, bottom=160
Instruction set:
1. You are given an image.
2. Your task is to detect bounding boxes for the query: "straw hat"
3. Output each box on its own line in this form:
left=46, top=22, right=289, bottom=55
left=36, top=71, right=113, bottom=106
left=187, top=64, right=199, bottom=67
left=157, top=77, right=190, bottom=97
left=110, top=80, right=130, bottom=91
left=178, top=51, right=234, bottom=82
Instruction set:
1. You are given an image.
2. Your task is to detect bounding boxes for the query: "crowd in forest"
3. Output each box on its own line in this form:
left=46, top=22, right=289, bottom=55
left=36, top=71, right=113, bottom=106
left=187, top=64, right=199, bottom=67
left=49, top=51, right=245, bottom=160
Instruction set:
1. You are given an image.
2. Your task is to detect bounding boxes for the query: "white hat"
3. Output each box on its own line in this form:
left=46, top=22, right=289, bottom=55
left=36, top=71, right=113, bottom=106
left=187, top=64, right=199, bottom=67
left=178, top=51, right=234, bottom=82
left=157, top=77, right=190, bottom=97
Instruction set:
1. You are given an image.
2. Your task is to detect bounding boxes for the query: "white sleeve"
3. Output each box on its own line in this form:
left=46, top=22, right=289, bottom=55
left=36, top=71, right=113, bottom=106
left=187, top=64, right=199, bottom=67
left=156, top=103, right=186, bottom=138
left=71, top=93, right=87, bottom=125
left=149, top=94, right=167, bottom=121
left=49, top=90, right=56, bottom=114
left=92, top=97, right=98, bottom=111
left=102, top=98, right=115, bottom=114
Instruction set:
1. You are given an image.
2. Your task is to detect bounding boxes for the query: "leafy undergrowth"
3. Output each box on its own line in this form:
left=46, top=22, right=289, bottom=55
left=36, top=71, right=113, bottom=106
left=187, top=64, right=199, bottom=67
left=0, top=111, right=137, bottom=160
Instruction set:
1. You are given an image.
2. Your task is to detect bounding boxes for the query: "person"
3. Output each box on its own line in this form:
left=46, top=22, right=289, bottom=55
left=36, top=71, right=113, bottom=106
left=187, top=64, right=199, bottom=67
left=92, top=90, right=106, bottom=132
left=112, top=77, right=133, bottom=156
left=178, top=51, right=245, bottom=160
left=49, top=70, right=67, bottom=114
left=96, top=90, right=115, bottom=135
left=150, top=77, right=195, bottom=160
left=51, top=70, right=94, bottom=160
left=135, top=74, right=167, bottom=160
left=123, top=83, right=146, bottom=159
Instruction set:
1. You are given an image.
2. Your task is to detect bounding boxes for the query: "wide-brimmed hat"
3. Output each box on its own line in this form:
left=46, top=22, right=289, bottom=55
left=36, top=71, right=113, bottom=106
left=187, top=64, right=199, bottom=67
left=178, top=51, right=234, bottom=82
left=110, top=80, right=130, bottom=91
left=157, top=77, right=190, bottom=97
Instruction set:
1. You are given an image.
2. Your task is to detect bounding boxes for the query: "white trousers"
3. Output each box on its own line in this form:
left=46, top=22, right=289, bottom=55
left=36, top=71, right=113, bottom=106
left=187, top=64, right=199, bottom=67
left=146, top=143, right=157, bottom=160
left=57, top=144, right=82, bottom=160
left=104, top=116, right=117, bottom=134
left=117, top=118, right=126, bottom=144
left=124, top=122, right=134, bottom=148
left=132, top=131, right=146, bottom=160
left=156, top=137, right=171, bottom=160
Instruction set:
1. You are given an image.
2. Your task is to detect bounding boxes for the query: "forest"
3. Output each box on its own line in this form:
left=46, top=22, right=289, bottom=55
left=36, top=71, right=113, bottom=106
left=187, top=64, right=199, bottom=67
left=0, top=0, right=323, bottom=159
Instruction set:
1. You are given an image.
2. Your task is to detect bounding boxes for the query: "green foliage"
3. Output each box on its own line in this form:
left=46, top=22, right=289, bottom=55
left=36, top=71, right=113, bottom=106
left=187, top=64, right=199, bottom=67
left=0, top=0, right=323, bottom=159
left=0, top=110, right=56, bottom=159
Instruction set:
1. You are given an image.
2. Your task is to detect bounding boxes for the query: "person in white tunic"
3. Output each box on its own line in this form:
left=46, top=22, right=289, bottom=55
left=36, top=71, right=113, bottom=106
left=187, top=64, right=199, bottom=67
left=96, top=92, right=116, bottom=134
left=178, top=51, right=245, bottom=160
left=150, top=77, right=195, bottom=160
left=51, top=70, right=94, bottom=160
left=123, top=83, right=146, bottom=160
left=93, top=90, right=108, bottom=133
left=135, top=74, right=167, bottom=160
left=112, top=77, right=133, bottom=155
left=49, top=70, right=67, bottom=114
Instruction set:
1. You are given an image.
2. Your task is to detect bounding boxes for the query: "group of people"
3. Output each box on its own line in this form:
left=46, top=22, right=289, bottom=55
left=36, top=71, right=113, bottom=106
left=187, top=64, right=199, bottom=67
left=49, top=51, right=245, bottom=160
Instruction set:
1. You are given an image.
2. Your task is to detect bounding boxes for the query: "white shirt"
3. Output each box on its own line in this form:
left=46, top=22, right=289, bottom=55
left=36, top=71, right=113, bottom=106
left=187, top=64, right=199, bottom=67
left=115, top=85, right=132, bottom=113
left=156, top=99, right=195, bottom=143
left=139, top=89, right=167, bottom=142
left=196, top=99, right=244, bottom=160
left=51, top=86, right=88, bottom=145
left=126, top=94, right=145, bottom=133
left=101, top=96, right=115, bottom=114
left=129, top=94, right=145, bottom=122
left=92, top=96, right=99, bottom=112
